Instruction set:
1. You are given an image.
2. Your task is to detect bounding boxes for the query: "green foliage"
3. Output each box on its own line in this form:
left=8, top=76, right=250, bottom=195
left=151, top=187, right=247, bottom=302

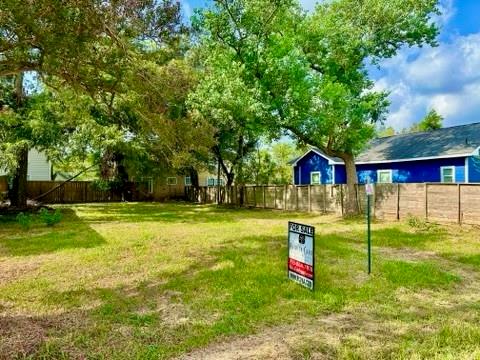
left=376, top=125, right=396, bottom=138
left=419, top=109, right=443, bottom=131
left=196, top=0, right=440, bottom=154
left=16, top=212, right=32, bottom=230
left=1, top=0, right=212, bottom=196
left=193, top=0, right=439, bottom=203
left=404, top=109, right=443, bottom=133
left=241, top=142, right=302, bottom=184
left=407, top=214, right=437, bottom=232
left=39, top=208, right=62, bottom=227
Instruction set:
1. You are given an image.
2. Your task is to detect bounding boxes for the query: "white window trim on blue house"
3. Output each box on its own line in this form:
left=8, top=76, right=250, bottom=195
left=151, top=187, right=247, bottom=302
left=465, top=158, right=469, bottom=183
left=290, top=148, right=340, bottom=166
left=377, top=169, right=393, bottom=183
left=293, top=145, right=480, bottom=167
left=440, top=166, right=455, bottom=183
left=310, top=171, right=321, bottom=185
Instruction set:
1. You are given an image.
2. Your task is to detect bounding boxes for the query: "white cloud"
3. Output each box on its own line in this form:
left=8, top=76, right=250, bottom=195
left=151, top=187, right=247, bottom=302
left=435, top=0, right=456, bottom=27
left=373, top=32, right=480, bottom=130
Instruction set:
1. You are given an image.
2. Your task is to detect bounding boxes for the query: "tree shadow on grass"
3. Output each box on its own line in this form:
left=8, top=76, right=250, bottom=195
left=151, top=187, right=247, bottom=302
left=0, top=229, right=466, bottom=359
left=0, top=209, right=106, bottom=257
left=71, top=202, right=319, bottom=224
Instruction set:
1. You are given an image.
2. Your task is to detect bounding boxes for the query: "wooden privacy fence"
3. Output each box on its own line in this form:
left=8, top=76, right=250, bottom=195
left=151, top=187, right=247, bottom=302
left=27, top=181, right=151, bottom=204
left=186, top=183, right=480, bottom=225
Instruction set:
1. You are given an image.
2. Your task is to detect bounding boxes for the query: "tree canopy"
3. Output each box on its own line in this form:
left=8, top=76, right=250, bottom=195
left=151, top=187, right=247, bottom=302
left=0, top=0, right=216, bottom=207
left=191, top=0, right=440, bottom=214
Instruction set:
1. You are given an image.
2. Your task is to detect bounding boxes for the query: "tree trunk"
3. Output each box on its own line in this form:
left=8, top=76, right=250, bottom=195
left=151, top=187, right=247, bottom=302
left=188, top=167, right=200, bottom=202
left=341, top=153, right=359, bottom=216
left=225, top=172, right=234, bottom=187
left=10, top=145, right=28, bottom=208
left=188, top=167, right=200, bottom=190
left=10, top=72, right=28, bottom=208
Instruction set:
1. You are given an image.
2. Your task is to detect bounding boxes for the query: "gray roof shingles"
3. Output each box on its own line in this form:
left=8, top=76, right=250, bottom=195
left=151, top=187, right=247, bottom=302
left=356, top=122, right=480, bottom=162
left=290, top=122, right=480, bottom=165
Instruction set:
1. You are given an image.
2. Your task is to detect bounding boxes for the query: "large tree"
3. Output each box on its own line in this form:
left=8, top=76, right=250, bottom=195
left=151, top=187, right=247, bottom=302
left=195, top=0, right=439, bottom=215
left=0, top=0, right=206, bottom=206
left=188, top=59, right=265, bottom=186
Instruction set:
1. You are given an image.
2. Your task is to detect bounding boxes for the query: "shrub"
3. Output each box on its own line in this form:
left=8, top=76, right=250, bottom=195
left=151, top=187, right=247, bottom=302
left=407, top=214, right=436, bottom=232
left=39, top=208, right=62, bottom=227
left=16, top=212, right=32, bottom=230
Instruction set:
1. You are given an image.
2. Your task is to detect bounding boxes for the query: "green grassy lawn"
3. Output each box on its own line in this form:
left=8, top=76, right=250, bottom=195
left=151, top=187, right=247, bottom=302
left=0, top=203, right=479, bottom=359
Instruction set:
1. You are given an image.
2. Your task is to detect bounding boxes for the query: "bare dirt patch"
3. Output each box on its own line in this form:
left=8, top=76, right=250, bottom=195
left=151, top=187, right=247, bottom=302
left=0, top=312, right=88, bottom=360
left=177, top=309, right=403, bottom=360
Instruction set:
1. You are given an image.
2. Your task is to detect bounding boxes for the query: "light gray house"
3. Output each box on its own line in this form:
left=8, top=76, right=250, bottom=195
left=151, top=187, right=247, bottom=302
left=0, top=149, right=52, bottom=181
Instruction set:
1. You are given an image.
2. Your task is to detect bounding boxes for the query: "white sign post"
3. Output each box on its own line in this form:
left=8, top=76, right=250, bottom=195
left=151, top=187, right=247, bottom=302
left=288, top=222, right=315, bottom=290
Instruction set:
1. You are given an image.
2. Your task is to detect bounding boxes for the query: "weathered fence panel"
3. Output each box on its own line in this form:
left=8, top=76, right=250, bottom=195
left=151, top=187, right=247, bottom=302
left=187, top=183, right=480, bottom=226
left=26, top=181, right=155, bottom=204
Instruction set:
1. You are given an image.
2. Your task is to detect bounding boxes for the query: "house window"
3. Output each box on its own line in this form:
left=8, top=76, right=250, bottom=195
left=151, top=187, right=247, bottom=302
left=310, top=171, right=321, bottom=185
left=207, top=177, right=224, bottom=186
left=377, top=170, right=393, bottom=184
left=146, top=178, right=154, bottom=193
left=185, top=176, right=192, bottom=186
left=166, top=177, right=177, bottom=185
left=441, top=166, right=455, bottom=183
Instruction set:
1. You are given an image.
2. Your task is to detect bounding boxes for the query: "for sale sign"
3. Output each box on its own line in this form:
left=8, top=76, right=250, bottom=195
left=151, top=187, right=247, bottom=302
left=288, top=222, right=315, bottom=290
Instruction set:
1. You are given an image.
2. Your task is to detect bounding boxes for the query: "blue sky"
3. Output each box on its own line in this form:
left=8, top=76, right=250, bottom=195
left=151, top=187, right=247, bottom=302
left=180, top=0, right=480, bottom=130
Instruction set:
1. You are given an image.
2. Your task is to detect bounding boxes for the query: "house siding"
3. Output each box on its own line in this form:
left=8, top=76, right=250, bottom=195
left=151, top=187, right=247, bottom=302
left=354, top=157, right=466, bottom=184
left=28, top=149, right=52, bottom=181
left=0, top=149, right=51, bottom=181
left=294, top=150, right=468, bottom=185
left=468, top=156, right=480, bottom=182
left=293, top=151, right=334, bottom=185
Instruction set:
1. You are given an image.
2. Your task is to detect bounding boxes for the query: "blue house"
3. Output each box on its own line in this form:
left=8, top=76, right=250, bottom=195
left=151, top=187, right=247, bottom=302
left=290, top=122, right=480, bottom=185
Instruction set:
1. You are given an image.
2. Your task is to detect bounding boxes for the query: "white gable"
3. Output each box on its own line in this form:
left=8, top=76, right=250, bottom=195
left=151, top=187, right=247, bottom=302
left=28, top=149, right=51, bottom=180
left=0, top=149, right=52, bottom=181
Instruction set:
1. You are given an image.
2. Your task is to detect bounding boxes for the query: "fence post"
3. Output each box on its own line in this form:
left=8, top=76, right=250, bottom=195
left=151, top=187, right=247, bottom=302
left=323, top=185, right=327, bottom=213
left=274, top=186, right=277, bottom=209
left=425, top=183, right=428, bottom=220
left=396, top=183, right=400, bottom=221
left=372, top=183, right=376, bottom=218
left=355, top=184, right=361, bottom=214
left=253, top=186, right=256, bottom=208
left=458, top=184, right=462, bottom=225
left=284, top=185, right=287, bottom=210
left=263, top=186, right=266, bottom=208
left=295, top=186, right=299, bottom=211
left=340, top=185, right=344, bottom=216
left=308, top=185, right=312, bottom=212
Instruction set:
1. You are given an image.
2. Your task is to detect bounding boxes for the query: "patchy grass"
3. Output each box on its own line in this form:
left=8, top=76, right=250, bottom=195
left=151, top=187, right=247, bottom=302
left=0, top=202, right=479, bottom=359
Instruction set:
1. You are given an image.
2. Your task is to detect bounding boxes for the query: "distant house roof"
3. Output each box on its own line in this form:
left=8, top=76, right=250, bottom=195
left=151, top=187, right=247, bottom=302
left=288, top=148, right=343, bottom=166
left=290, top=122, right=480, bottom=166
left=356, top=122, right=480, bottom=163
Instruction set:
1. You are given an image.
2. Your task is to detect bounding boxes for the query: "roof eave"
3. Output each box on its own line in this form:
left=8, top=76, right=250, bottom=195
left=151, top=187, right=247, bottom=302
left=291, top=148, right=340, bottom=166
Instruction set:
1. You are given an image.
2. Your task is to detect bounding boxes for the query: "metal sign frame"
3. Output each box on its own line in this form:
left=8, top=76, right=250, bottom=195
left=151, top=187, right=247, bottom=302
left=288, top=221, right=315, bottom=291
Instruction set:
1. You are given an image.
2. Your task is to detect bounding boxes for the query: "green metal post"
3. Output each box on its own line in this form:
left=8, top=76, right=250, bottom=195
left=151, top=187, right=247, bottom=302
left=367, top=194, right=371, bottom=274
